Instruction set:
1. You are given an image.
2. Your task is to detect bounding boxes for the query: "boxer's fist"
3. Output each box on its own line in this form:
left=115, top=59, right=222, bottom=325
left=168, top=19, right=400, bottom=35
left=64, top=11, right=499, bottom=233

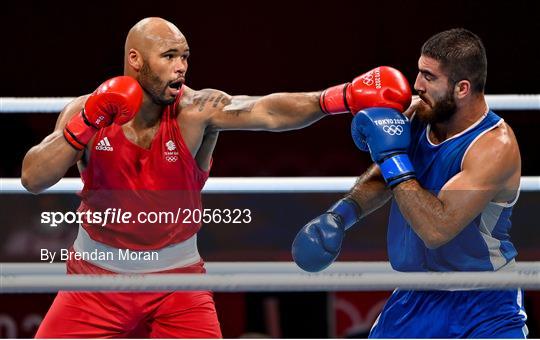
left=292, top=214, right=344, bottom=273
left=63, top=76, right=143, bottom=150
left=84, top=76, right=143, bottom=128
left=320, top=66, right=412, bottom=115
left=351, top=107, right=416, bottom=187
left=292, top=198, right=360, bottom=272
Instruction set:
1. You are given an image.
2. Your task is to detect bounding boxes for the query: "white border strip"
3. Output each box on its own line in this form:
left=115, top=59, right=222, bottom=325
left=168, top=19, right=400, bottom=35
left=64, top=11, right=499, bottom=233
left=1, top=95, right=539, bottom=112
left=2, top=177, right=540, bottom=194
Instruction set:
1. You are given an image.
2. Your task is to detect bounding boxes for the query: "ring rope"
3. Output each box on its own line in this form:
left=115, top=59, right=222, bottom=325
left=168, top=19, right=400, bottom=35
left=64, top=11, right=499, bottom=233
left=2, top=261, right=539, bottom=275
left=1, top=95, right=539, bottom=113
left=2, top=262, right=539, bottom=293
left=2, top=271, right=539, bottom=293
left=2, top=177, right=540, bottom=193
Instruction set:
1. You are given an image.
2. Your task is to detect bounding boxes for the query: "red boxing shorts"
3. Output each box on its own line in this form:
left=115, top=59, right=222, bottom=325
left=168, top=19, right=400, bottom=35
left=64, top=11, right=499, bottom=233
left=35, top=258, right=222, bottom=338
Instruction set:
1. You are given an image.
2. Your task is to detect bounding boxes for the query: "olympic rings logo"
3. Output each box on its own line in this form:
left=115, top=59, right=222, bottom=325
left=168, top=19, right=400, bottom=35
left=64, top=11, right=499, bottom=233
left=165, top=156, right=178, bottom=162
left=362, top=72, right=375, bottom=86
left=383, top=125, right=404, bottom=135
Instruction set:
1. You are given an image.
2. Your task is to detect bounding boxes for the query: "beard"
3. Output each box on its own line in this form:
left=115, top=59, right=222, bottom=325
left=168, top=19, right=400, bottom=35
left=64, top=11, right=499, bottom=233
left=139, top=63, right=176, bottom=106
left=416, top=89, right=457, bottom=124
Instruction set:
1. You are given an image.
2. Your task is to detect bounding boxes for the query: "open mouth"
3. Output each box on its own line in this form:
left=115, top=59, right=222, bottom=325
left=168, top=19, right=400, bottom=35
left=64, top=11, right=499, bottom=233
left=168, top=80, right=182, bottom=90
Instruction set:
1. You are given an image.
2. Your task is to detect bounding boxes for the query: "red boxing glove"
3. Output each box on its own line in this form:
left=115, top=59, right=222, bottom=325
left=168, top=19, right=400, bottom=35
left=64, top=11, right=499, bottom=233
left=63, top=76, right=143, bottom=150
left=320, top=66, right=412, bottom=115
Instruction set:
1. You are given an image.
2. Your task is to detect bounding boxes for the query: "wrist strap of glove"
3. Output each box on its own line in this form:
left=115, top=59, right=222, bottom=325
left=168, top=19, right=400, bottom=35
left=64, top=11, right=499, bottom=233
left=379, top=153, right=416, bottom=188
left=63, top=110, right=98, bottom=151
left=319, top=83, right=351, bottom=115
left=327, top=197, right=362, bottom=231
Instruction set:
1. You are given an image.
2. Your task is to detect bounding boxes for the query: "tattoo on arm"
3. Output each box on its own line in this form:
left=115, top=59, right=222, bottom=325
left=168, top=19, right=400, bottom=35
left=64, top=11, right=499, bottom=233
left=212, top=94, right=224, bottom=108
left=223, top=96, right=261, bottom=116
left=196, top=94, right=212, bottom=112
left=193, top=93, right=228, bottom=112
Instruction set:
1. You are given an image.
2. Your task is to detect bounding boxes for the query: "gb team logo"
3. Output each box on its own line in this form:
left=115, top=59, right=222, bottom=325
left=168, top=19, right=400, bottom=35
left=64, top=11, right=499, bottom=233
left=166, top=140, right=176, bottom=151
left=164, top=139, right=179, bottom=162
left=96, top=137, right=113, bottom=151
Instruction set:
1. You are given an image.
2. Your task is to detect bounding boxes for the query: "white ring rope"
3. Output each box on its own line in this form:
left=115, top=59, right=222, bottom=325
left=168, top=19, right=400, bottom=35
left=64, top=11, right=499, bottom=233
left=2, top=272, right=539, bottom=293
left=1, top=95, right=539, bottom=112
left=2, top=262, right=539, bottom=293
left=2, top=177, right=540, bottom=193
left=2, top=261, right=539, bottom=275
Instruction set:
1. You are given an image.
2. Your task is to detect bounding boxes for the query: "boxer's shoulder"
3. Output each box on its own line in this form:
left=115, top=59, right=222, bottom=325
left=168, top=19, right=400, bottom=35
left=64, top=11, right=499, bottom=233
left=465, top=120, right=519, bottom=163
left=461, top=119, right=520, bottom=196
left=179, top=86, right=231, bottom=115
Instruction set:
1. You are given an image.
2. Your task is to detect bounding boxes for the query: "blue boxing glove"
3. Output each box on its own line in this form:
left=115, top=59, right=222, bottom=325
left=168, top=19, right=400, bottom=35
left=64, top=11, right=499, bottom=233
left=351, top=107, right=416, bottom=188
left=292, top=198, right=361, bottom=272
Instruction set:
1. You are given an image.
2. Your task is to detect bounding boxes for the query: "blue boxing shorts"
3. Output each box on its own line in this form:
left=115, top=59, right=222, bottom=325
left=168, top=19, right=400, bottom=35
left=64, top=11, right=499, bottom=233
left=369, top=289, right=528, bottom=338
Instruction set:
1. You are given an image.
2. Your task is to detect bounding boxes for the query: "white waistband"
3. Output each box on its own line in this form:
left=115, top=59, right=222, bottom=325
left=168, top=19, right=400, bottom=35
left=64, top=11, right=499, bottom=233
left=73, top=226, right=201, bottom=273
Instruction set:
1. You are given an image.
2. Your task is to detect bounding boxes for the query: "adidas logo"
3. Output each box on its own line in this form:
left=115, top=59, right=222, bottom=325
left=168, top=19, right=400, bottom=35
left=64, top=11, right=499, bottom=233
left=95, top=137, right=113, bottom=151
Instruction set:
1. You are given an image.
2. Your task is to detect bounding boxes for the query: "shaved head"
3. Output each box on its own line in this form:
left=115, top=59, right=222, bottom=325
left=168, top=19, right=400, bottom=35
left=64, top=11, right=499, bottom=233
left=123, top=17, right=189, bottom=105
left=124, top=17, right=185, bottom=69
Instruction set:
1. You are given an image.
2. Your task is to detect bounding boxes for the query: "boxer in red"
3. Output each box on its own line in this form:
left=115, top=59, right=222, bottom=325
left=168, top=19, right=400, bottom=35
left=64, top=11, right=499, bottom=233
left=21, top=17, right=411, bottom=338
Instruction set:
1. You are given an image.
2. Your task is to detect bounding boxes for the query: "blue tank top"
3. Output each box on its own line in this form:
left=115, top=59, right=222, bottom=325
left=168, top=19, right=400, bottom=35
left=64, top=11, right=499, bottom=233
left=387, top=111, right=518, bottom=272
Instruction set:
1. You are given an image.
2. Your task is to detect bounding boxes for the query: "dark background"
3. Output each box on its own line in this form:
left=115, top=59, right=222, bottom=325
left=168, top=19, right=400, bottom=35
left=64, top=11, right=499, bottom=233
left=1, top=0, right=539, bottom=338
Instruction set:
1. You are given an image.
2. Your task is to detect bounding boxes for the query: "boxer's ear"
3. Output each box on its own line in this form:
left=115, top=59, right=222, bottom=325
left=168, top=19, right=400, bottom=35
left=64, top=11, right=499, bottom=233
left=455, top=80, right=471, bottom=99
left=128, top=48, right=143, bottom=72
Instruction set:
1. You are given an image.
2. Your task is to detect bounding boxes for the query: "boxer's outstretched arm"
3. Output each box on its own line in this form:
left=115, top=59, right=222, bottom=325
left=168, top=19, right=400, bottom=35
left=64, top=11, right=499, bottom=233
left=209, top=91, right=325, bottom=132
left=21, top=96, right=87, bottom=194
left=204, top=66, right=411, bottom=131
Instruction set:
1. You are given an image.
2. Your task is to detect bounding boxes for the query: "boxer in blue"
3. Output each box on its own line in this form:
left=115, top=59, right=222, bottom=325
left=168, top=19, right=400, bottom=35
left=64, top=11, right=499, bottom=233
left=292, top=28, right=528, bottom=338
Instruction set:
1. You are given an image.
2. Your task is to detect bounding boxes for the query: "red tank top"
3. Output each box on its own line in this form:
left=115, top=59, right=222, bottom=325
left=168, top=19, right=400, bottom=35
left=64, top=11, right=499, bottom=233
left=78, top=93, right=210, bottom=250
